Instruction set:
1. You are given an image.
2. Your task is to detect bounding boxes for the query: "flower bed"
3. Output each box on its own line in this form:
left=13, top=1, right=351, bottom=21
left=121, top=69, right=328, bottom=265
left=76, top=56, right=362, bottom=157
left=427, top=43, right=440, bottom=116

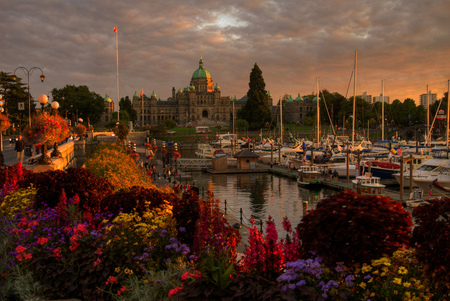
left=1, top=151, right=449, bottom=300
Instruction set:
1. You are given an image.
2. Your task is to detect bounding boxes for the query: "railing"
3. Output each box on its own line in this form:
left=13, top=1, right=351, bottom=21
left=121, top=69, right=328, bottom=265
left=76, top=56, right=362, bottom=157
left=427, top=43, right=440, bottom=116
left=177, top=158, right=212, bottom=170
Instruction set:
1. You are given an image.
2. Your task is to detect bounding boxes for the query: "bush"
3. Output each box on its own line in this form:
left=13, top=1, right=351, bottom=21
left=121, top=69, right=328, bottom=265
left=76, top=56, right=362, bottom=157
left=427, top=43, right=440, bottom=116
left=18, top=167, right=113, bottom=213
left=86, top=143, right=153, bottom=191
left=0, top=187, right=37, bottom=218
left=296, top=190, right=413, bottom=266
left=411, top=198, right=450, bottom=283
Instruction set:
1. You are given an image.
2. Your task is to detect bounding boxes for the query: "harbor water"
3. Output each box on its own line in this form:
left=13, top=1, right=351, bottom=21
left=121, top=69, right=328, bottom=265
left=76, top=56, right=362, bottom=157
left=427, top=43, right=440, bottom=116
left=184, top=171, right=338, bottom=237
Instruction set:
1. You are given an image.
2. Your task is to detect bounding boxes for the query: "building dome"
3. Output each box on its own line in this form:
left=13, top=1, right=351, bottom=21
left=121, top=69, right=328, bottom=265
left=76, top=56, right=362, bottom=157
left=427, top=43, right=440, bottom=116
left=192, top=57, right=211, bottom=79
left=151, top=91, right=156, bottom=98
left=189, top=85, right=195, bottom=90
left=267, top=91, right=272, bottom=98
left=133, top=91, right=138, bottom=98
left=286, top=95, right=294, bottom=103
left=214, top=83, right=220, bottom=91
left=295, top=93, right=303, bottom=101
left=313, top=96, right=319, bottom=101
left=104, top=94, right=112, bottom=102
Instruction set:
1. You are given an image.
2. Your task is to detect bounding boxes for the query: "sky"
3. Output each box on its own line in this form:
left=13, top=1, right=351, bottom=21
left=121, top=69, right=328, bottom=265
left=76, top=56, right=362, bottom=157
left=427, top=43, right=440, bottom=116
left=1, top=0, right=449, bottom=108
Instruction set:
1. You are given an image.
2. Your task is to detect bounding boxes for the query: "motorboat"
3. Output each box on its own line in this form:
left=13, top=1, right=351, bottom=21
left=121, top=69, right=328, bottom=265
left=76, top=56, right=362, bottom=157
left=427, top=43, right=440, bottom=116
left=352, top=174, right=385, bottom=196
left=210, top=133, right=244, bottom=148
left=195, top=143, right=218, bottom=159
left=413, top=172, right=450, bottom=196
left=325, top=152, right=358, bottom=178
left=259, top=145, right=304, bottom=165
left=297, top=165, right=322, bottom=187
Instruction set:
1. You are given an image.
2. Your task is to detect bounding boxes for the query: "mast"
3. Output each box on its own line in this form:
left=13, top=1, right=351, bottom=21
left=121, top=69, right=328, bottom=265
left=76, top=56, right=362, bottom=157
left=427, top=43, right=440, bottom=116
left=115, top=26, right=120, bottom=122
left=382, top=80, right=385, bottom=140
left=280, top=97, right=283, bottom=145
left=352, top=50, right=357, bottom=147
left=447, top=80, right=450, bottom=148
left=426, top=85, right=429, bottom=146
left=141, top=90, right=144, bottom=127
left=316, top=77, right=320, bottom=147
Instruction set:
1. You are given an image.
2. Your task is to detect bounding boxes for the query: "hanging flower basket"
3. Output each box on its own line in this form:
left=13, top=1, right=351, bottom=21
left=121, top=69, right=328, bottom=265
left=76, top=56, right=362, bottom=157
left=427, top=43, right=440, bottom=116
left=173, top=151, right=181, bottom=160
left=161, top=148, right=167, bottom=155
left=0, top=114, right=11, bottom=132
left=74, top=124, right=87, bottom=136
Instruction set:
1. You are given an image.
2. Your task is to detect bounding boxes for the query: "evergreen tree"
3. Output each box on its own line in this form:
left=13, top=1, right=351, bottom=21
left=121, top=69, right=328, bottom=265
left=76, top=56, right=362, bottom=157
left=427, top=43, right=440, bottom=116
left=119, top=96, right=137, bottom=122
left=237, top=64, right=272, bottom=130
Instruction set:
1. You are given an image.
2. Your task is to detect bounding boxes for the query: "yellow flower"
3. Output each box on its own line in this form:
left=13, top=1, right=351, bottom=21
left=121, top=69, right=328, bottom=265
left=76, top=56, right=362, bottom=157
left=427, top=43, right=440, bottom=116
left=359, top=282, right=366, bottom=289
left=124, top=268, right=133, bottom=275
left=115, top=267, right=121, bottom=273
left=403, top=282, right=411, bottom=288
left=398, top=266, right=408, bottom=275
left=361, top=264, right=372, bottom=273
left=393, top=278, right=402, bottom=285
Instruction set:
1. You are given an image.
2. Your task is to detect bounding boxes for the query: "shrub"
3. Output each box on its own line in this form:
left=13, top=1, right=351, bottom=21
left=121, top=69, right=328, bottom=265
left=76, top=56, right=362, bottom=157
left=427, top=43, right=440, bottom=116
left=86, top=143, right=153, bottom=191
left=411, top=198, right=450, bottom=287
left=296, top=190, right=413, bottom=266
left=18, top=167, right=113, bottom=213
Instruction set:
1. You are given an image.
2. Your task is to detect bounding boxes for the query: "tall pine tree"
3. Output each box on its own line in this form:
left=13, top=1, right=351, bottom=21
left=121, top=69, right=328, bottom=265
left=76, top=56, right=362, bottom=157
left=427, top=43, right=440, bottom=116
left=238, top=63, right=272, bottom=130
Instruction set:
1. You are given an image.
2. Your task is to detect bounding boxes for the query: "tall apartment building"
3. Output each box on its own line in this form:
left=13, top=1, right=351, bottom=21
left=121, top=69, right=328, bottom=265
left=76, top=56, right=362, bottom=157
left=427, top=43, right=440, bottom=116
left=360, top=92, right=372, bottom=103
left=373, top=94, right=390, bottom=104
left=419, top=92, right=438, bottom=107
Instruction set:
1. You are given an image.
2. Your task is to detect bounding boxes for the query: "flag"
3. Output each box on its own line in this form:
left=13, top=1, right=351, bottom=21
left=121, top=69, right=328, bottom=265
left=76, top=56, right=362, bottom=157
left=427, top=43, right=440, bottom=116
left=390, top=148, right=397, bottom=155
left=302, top=141, right=306, bottom=151
left=139, top=89, right=143, bottom=97
left=113, top=26, right=117, bottom=32
left=397, top=148, right=403, bottom=156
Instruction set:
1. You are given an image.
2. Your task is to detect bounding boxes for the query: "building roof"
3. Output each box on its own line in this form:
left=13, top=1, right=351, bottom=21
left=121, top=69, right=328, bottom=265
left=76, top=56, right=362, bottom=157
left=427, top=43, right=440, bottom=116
left=233, top=149, right=260, bottom=158
left=192, top=57, right=211, bottom=79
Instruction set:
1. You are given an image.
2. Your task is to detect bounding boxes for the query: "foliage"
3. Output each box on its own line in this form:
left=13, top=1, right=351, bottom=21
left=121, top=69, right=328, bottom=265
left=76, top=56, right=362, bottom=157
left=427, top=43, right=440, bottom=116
left=163, top=118, right=177, bottom=129
left=86, top=143, right=153, bottom=191
left=0, top=163, right=32, bottom=201
left=411, top=198, right=450, bottom=287
left=74, top=124, right=87, bottom=136
left=119, top=96, right=137, bottom=122
left=51, top=85, right=105, bottom=124
left=296, top=190, right=413, bottom=266
left=235, top=118, right=249, bottom=132
left=0, top=114, right=11, bottom=132
left=0, top=187, right=37, bottom=218
left=237, top=63, right=272, bottom=130
left=22, top=113, right=69, bottom=146
left=113, top=122, right=129, bottom=144
left=18, top=167, right=113, bottom=214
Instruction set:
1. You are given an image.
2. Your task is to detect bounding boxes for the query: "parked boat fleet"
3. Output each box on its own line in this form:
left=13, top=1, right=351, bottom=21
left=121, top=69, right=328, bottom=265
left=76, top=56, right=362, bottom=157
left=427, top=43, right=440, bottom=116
left=193, top=133, right=450, bottom=197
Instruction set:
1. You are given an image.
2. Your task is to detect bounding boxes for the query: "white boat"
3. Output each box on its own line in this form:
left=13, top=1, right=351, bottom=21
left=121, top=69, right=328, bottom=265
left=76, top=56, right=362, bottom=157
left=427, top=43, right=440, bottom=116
left=211, top=133, right=244, bottom=148
left=325, top=153, right=358, bottom=178
left=352, top=174, right=385, bottom=196
left=297, top=165, right=322, bottom=186
left=393, top=149, right=450, bottom=188
left=194, top=143, right=217, bottom=159
left=413, top=172, right=450, bottom=196
left=259, top=145, right=304, bottom=165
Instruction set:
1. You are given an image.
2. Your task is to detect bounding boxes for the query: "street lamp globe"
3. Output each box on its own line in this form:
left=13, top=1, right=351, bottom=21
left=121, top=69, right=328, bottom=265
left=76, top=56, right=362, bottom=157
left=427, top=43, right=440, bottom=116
left=51, top=101, right=59, bottom=110
left=38, top=94, right=48, bottom=111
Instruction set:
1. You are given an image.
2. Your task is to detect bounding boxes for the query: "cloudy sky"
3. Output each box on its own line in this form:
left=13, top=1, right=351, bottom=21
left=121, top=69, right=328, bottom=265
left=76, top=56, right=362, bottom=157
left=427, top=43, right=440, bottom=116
left=1, top=0, right=449, bottom=107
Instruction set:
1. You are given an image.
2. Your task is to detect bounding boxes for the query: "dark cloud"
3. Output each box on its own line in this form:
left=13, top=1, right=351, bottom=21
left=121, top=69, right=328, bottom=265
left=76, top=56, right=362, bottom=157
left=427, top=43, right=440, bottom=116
left=1, top=0, right=449, bottom=107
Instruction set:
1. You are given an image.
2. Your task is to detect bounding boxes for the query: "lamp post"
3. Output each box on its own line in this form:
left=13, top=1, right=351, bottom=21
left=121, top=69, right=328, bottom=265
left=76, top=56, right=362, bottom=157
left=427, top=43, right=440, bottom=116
left=0, top=97, right=5, bottom=165
left=38, top=94, right=48, bottom=113
left=13, top=67, right=45, bottom=126
left=51, top=101, right=61, bottom=158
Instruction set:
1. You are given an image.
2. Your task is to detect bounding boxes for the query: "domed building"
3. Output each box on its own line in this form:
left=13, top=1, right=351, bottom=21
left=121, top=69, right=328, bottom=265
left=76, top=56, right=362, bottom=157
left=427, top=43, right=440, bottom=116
left=274, top=93, right=316, bottom=126
left=132, top=57, right=254, bottom=127
left=100, top=94, right=114, bottom=124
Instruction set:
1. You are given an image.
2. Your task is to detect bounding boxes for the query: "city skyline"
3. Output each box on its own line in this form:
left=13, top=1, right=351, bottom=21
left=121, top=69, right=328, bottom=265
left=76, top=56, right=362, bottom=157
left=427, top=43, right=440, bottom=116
left=1, top=0, right=449, bottom=108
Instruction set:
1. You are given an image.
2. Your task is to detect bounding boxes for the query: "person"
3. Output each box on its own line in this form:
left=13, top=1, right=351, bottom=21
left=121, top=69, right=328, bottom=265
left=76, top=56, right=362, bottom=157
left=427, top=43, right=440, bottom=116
left=333, top=170, right=339, bottom=182
left=14, top=134, right=26, bottom=164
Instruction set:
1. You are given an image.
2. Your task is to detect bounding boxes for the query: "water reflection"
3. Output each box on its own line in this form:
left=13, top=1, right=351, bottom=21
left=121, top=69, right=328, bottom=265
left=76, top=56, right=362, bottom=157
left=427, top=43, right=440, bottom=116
left=192, top=172, right=338, bottom=236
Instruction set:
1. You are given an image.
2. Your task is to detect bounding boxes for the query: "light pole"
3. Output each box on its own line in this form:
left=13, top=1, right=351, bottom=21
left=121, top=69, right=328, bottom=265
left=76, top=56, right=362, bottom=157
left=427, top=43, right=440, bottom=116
left=0, top=97, right=5, bottom=165
left=51, top=101, right=61, bottom=158
left=38, top=94, right=48, bottom=112
left=13, top=67, right=45, bottom=126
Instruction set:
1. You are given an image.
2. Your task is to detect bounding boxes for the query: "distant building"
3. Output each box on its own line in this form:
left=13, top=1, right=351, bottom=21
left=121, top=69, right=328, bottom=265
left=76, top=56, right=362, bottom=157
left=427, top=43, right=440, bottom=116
left=277, top=94, right=316, bottom=125
left=360, top=92, right=372, bottom=103
left=373, top=94, right=390, bottom=104
left=419, top=92, right=438, bottom=107
left=100, top=94, right=114, bottom=124
left=131, top=57, right=273, bottom=128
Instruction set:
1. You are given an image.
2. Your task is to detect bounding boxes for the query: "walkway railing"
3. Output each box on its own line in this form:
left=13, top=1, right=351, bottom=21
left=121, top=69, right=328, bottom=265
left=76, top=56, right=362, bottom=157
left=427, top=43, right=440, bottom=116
left=177, top=158, right=211, bottom=170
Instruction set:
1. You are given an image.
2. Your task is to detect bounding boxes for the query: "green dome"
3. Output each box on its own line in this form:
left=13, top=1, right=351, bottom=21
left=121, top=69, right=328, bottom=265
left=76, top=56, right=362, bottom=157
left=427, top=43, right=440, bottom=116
left=177, top=88, right=183, bottom=94
left=313, top=96, right=319, bottom=101
left=192, top=57, right=211, bottom=79
left=286, top=95, right=294, bottom=103
left=214, top=83, right=220, bottom=90
left=104, top=94, right=112, bottom=102
left=189, top=85, right=195, bottom=90
left=295, top=93, right=303, bottom=101
left=183, top=87, right=189, bottom=92
left=133, top=91, right=138, bottom=98
left=151, top=91, right=156, bottom=98
left=267, top=91, right=272, bottom=98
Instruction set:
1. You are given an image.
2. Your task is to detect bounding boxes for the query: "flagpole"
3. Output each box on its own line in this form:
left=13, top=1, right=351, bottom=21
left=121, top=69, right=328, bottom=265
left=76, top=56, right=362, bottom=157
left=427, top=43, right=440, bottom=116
left=115, top=27, right=120, bottom=122
left=141, top=90, right=144, bottom=127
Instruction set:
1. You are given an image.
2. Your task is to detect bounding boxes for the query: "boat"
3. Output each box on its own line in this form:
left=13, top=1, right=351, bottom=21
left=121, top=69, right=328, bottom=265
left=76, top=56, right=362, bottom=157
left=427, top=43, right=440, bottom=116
left=259, top=145, right=304, bottom=165
left=413, top=173, right=450, bottom=196
left=297, top=165, right=322, bottom=187
left=352, top=174, right=385, bottom=196
left=211, top=133, right=244, bottom=148
left=325, top=152, right=358, bottom=178
left=194, top=143, right=217, bottom=159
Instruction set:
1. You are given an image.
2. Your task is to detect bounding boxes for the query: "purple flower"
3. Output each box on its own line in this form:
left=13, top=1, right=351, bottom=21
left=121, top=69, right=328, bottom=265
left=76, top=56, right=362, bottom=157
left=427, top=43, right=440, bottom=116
left=179, top=227, right=186, bottom=232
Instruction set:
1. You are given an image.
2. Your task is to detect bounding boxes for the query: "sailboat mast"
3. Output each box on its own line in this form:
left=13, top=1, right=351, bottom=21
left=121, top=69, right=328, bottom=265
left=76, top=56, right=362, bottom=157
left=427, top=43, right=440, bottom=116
left=316, top=77, right=320, bottom=147
left=352, top=50, right=357, bottom=147
left=382, top=80, right=385, bottom=140
left=116, top=27, right=120, bottom=122
left=426, top=85, right=429, bottom=146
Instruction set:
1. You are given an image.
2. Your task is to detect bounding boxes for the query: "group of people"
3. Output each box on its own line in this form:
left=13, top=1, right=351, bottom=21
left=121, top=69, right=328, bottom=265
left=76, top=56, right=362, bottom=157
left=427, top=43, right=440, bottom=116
left=325, top=168, right=339, bottom=181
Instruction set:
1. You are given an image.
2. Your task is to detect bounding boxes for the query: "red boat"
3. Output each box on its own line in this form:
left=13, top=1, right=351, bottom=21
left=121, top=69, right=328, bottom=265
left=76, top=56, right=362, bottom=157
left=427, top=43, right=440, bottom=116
left=363, top=160, right=401, bottom=179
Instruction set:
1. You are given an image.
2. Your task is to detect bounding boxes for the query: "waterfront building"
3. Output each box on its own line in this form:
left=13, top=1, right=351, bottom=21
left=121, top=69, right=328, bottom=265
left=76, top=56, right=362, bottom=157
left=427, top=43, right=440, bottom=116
left=131, top=57, right=253, bottom=128
left=101, top=94, right=114, bottom=124
left=373, top=94, right=390, bottom=104
left=360, top=91, right=372, bottom=103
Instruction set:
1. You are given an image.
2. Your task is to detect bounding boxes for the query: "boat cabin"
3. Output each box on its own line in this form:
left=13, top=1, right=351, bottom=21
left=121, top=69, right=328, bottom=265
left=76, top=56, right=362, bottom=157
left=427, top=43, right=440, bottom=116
left=352, top=174, right=385, bottom=195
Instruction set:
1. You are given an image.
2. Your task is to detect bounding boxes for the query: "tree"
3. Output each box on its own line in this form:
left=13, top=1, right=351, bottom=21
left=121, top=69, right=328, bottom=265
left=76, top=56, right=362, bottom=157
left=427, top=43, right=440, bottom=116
left=113, top=122, right=129, bottom=145
left=162, top=118, right=176, bottom=129
left=51, top=85, right=104, bottom=125
left=119, top=96, right=137, bottom=122
left=237, top=64, right=272, bottom=130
